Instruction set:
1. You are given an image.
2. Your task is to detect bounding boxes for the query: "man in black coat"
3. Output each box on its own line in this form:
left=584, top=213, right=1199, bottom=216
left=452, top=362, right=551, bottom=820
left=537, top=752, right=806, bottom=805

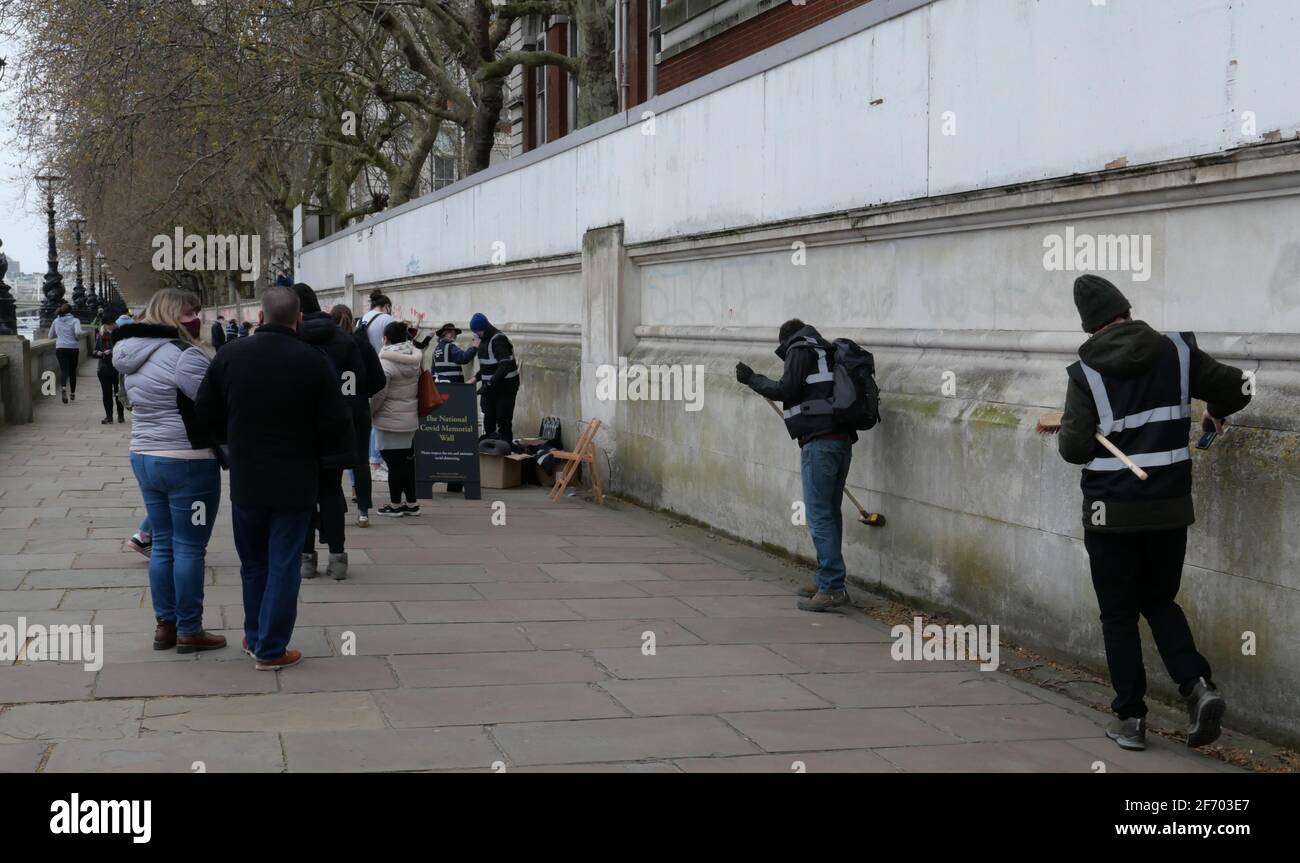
left=293, top=282, right=378, bottom=579
left=211, top=315, right=227, bottom=351
left=195, top=286, right=353, bottom=670
left=1055, top=275, right=1251, bottom=752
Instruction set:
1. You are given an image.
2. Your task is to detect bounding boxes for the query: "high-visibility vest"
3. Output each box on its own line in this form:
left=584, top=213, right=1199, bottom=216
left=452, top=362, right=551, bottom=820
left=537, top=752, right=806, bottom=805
left=1066, top=331, right=1194, bottom=502
left=779, top=334, right=837, bottom=440
left=433, top=341, right=465, bottom=382
left=478, top=332, right=519, bottom=381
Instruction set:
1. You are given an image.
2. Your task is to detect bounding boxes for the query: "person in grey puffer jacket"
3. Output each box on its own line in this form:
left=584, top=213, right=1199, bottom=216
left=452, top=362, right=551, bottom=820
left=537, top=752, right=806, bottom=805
left=48, top=304, right=83, bottom=404
left=112, top=288, right=226, bottom=655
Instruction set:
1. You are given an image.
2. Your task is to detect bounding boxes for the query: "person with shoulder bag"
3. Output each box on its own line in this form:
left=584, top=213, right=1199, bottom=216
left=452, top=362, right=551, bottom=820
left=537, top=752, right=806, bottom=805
left=112, top=289, right=225, bottom=654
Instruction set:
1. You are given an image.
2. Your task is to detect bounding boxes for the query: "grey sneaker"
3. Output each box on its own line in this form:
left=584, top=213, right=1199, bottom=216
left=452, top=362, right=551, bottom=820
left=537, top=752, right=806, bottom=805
left=301, top=551, right=318, bottom=580
left=1105, top=717, right=1147, bottom=751
left=326, top=552, right=348, bottom=581
left=797, top=590, right=851, bottom=613
left=1183, top=677, right=1226, bottom=748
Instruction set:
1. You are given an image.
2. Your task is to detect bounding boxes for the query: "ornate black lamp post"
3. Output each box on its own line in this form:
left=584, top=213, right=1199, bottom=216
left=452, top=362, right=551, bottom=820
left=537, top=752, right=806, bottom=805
left=97, top=253, right=108, bottom=312
left=86, top=239, right=99, bottom=314
left=69, top=218, right=88, bottom=316
left=35, top=173, right=65, bottom=330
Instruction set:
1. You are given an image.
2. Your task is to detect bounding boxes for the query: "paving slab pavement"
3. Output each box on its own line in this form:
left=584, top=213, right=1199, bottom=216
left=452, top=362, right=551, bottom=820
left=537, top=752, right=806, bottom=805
left=0, top=365, right=1242, bottom=772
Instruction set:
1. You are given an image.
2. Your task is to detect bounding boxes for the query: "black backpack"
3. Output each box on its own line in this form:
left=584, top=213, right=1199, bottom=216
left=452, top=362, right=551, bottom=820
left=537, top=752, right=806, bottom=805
left=825, top=338, right=881, bottom=430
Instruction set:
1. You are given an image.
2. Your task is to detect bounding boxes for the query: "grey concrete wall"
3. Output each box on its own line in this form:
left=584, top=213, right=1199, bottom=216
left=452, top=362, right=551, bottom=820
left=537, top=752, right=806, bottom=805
left=327, top=147, right=1300, bottom=744
left=0, top=338, right=29, bottom=425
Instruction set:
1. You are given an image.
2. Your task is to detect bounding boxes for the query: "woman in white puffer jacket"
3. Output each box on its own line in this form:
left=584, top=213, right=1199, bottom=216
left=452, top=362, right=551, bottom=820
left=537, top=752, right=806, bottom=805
left=370, top=321, right=422, bottom=516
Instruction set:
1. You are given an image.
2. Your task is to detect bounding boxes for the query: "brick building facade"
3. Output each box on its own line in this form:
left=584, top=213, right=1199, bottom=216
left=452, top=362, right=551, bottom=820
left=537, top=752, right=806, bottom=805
left=509, top=0, right=869, bottom=156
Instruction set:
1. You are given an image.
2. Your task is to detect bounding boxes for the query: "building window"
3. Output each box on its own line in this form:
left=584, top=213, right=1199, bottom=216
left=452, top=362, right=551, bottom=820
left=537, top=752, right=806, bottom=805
left=534, top=25, right=548, bottom=148
left=433, top=155, right=457, bottom=190
left=647, top=0, right=661, bottom=99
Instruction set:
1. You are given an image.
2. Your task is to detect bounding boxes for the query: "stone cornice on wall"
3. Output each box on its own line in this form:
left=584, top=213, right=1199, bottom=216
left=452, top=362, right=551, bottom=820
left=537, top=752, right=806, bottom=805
left=627, top=143, right=1300, bottom=265
left=632, top=325, right=1300, bottom=363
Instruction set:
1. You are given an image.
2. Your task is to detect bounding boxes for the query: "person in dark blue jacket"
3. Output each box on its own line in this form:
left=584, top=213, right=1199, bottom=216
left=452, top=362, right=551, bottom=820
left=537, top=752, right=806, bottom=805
left=431, top=322, right=477, bottom=383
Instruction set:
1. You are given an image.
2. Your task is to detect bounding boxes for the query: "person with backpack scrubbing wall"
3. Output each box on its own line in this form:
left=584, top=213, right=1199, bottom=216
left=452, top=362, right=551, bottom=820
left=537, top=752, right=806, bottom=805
left=736, top=319, right=881, bottom=613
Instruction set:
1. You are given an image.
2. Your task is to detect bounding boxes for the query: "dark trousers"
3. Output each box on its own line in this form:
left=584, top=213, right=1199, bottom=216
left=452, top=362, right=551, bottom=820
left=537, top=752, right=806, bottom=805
left=481, top=378, right=519, bottom=441
left=1084, top=527, right=1212, bottom=719
left=98, top=370, right=122, bottom=420
left=304, top=469, right=346, bottom=555
left=55, top=347, right=79, bottom=393
left=381, top=448, right=416, bottom=505
left=232, top=504, right=312, bottom=662
left=352, top=420, right=373, bottom=511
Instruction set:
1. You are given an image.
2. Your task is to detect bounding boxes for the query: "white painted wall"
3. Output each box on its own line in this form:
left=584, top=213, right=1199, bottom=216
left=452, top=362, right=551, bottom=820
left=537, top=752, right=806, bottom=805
left=299, top=0, right=1300, bottom=291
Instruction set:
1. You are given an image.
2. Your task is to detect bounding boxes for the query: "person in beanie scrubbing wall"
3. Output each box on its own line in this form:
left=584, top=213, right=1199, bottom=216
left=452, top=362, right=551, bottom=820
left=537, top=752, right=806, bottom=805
left=470, top=312, right=519, bottom=442
left=1053, top=274, right=1251, bottom=752
left=736, top=319, right=858, bottom=613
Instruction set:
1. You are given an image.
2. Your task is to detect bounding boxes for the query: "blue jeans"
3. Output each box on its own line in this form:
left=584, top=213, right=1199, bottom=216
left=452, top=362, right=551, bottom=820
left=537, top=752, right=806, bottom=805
left=800, top=437, right=853, bottom=593
left=368, top=427, right=380, bottom=466
left=130, top=454, right=221, bottom=635
left=232, top=504, right=312, bottom=661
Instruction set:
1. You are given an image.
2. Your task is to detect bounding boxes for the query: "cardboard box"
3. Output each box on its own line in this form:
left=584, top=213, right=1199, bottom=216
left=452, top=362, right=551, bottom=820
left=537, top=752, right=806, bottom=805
left=479, top=453, right=528, bottom=489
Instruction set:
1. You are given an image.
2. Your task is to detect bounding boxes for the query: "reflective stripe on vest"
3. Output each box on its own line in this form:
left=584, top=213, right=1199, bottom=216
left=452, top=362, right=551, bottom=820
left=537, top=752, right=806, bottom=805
left=434, top=343, right=464, bottom=380
left=480, top=333, right=519, bottom=380
left=1082, top=332, right=1192, bottom=472
left=1087, top=447, right=1191, bottom=473
left=780, top=338, right=837, bottom=418
left=804, top=339, right=835, bottom=385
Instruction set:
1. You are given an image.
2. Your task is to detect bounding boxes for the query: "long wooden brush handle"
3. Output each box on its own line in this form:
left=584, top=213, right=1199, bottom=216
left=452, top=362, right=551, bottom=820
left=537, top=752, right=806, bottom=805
left=1094, top=433, right=1149, bottom=480
left=763, top=397, right=876, bottom=515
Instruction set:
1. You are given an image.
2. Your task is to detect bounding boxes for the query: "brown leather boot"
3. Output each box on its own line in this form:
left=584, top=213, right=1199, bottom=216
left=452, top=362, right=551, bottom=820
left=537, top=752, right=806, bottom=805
left=255, top=649, right=302, bottom=671
left=153, top=618, right=177, bottom=651
left=176, top=631, right=228, bottom=654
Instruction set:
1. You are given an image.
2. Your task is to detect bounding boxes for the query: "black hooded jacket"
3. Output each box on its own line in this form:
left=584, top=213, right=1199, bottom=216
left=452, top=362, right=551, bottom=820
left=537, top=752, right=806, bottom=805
left=1059, top=319, right=1250, bottom=531
left=477, top=324, right=518, bottom=388
left=195, top=323, right=354, bottom=509
left=745, top=324, right=857, bottom=447
left=299, top=311, right=384, bottom=435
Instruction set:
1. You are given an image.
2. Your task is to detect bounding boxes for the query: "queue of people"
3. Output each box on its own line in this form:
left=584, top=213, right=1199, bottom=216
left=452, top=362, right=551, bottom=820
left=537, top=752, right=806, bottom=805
left=89, top=279, right=510, bottom=671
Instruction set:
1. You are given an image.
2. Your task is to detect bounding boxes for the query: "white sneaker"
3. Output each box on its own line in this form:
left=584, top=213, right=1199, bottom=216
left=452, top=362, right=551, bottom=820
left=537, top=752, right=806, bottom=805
left=372, top=467, right=389, bottom=482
